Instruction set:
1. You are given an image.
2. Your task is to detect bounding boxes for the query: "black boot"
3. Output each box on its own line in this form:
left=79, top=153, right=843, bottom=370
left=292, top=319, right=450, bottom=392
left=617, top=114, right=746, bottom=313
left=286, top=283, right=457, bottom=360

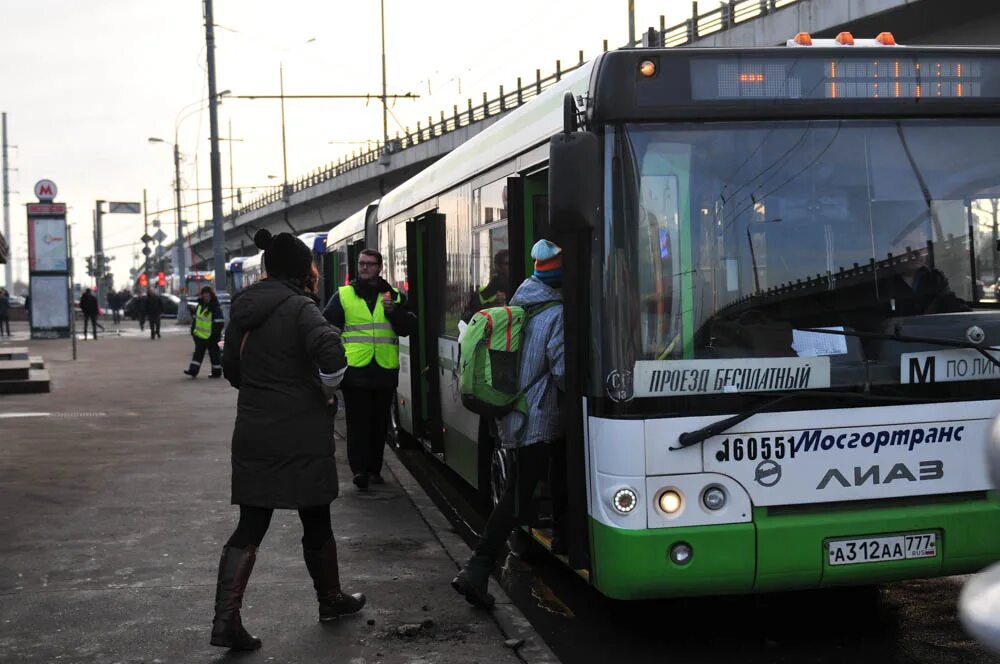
left=210, top=545, right=262, bottom=650
left=451, top=554, right=496, bottom=609
left=303, top=537, right=366, bottom=621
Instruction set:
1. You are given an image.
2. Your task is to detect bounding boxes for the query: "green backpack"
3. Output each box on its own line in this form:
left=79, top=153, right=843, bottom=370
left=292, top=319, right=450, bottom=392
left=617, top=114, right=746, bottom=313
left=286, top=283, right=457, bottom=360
left=459, top=302, right=558, bottom=419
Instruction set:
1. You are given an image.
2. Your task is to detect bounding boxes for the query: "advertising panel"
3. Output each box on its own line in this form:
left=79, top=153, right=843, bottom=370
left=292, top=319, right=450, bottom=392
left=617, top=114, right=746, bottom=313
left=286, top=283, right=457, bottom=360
left=28, top=217, right=68, bottom=272
left=29, top=274, right=70, bottom=336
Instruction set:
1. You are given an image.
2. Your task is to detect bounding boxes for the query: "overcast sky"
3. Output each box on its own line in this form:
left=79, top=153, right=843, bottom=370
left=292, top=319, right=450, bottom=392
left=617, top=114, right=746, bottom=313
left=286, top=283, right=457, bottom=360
left=0, top=0, right=697, bottom=290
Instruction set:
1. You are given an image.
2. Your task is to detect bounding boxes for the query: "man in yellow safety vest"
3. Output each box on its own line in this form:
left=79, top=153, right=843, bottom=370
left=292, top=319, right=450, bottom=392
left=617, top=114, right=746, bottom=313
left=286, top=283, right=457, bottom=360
left=184, top=286, right=226, bottom=378
left=322, top=248, right=416, bottom=490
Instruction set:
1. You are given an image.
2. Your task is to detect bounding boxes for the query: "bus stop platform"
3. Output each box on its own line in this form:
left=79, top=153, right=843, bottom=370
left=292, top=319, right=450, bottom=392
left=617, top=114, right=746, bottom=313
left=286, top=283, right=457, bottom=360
left=0, top=321, right=555, bottom=663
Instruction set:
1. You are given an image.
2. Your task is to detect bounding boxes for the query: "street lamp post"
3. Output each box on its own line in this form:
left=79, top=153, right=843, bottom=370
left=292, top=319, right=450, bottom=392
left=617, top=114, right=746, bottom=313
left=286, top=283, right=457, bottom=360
left=148, top=135, right=189, bottom=322
left=204, top=0, right=226, bottom=288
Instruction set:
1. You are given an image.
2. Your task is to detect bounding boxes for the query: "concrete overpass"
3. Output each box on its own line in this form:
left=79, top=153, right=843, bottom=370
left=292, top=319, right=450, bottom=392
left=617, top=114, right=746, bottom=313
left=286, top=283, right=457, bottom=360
left=185, top=0, right=1000, bottom=270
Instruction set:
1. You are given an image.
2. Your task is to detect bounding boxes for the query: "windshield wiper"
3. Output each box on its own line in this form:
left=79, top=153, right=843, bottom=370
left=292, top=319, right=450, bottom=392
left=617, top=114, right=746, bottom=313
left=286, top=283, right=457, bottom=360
left=796, top=327, right=1000, bottom=370
left=674, top=389, right=964, bottom=450
left=675, top=326, right=1000, bottom=451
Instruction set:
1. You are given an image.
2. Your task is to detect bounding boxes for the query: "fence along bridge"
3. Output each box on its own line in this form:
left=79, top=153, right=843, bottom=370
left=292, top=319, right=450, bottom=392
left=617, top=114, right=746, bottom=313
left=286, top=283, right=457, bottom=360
left=186, top=0, right=994, bottom=267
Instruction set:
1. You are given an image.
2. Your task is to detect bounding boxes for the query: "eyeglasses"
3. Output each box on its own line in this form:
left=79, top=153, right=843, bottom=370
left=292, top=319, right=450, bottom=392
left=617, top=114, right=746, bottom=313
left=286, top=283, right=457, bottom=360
left=358, top=261, right=379, bottom=268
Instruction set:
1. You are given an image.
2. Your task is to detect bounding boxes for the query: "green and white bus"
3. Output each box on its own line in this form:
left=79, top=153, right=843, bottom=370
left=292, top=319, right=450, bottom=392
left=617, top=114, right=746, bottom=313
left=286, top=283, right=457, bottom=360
left=326, top=35, right=1000, bottom=599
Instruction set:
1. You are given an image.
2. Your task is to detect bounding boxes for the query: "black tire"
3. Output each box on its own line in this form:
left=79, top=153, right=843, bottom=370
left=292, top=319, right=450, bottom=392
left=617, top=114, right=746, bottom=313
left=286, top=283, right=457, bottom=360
left=386, top=397, right=401, bottom=449
left=490, top=447, right=514, bottom=507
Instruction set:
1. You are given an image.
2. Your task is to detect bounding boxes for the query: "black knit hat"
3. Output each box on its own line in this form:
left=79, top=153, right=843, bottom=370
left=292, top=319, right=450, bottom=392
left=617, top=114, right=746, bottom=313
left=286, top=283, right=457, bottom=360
left=254, top=229, right=312, bottom=279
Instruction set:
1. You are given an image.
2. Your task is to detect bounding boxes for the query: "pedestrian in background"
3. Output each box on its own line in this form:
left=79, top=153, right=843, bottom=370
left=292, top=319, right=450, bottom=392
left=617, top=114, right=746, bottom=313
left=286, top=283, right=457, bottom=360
left=209, top=229, right=362, bottom=651
left=80, top=288, right=100, bottom=340
left=109, top=291, right=121, bottom=326
left=0, top=288, right=10, bottom=337
left=323, top=248, right=416, bottom=491
left=184, top=286, right=224, bottom=377
left=146, top=288, right=162, bottom=339
left=136, top=290, right=148, bottom=331
left=451, top=239, right=566, bottom=610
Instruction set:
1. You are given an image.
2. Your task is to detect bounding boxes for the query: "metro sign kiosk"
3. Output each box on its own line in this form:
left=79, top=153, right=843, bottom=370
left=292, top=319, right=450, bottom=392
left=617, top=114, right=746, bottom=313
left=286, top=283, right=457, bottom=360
left=27, top=179, right=70, bottom=339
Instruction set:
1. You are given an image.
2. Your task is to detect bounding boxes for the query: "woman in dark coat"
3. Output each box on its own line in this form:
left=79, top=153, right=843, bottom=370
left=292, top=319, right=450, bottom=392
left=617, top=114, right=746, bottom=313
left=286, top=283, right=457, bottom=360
left=209, top=229, right=364, bottom=651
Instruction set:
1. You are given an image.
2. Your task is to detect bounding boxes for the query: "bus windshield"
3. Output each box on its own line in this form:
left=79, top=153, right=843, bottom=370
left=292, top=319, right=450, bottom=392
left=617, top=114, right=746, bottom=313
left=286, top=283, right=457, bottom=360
left=602, top=119, right=1000, bottom=397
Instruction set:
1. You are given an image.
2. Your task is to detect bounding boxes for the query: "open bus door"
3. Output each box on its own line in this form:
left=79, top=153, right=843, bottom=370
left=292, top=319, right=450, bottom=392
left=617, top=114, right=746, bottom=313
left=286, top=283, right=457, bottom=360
left=407, top=213, right=446, bottom=453
left=550, top=118, right=600, bottom=571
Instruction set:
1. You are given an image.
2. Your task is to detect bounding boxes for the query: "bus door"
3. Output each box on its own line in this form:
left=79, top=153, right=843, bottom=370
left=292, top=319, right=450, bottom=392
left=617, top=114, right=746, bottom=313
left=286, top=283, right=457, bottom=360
left=408, top=213, right=446, bottom=452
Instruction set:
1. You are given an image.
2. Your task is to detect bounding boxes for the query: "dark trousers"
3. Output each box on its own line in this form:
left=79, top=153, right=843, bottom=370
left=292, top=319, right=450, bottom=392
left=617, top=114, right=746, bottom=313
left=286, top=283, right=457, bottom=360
left=149, top=315, right=161, bottom=339
left=138, top=313, right=146, bottom=330
left=475, top=441, right=551, bottom=563
left=0, top=315, right=9, bottom=336
left=83, top=313, right=99, bottom=339
left=226, top=504, right=333, bottom=550
left=112, top=309, right=121, bottom=324
left=341, top=386, right=395, bottom=477
left=188, top=337, right=221, bottom=375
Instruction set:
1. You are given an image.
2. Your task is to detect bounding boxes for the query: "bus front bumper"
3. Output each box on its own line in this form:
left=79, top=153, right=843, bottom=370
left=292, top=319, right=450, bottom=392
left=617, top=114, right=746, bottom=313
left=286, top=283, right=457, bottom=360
left=589, top=494, right=1000, bottom=600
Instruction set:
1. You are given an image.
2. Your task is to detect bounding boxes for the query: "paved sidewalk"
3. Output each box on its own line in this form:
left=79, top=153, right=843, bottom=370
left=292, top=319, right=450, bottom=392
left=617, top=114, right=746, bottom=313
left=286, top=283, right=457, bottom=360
left=0, top=322, right=537, bottom=663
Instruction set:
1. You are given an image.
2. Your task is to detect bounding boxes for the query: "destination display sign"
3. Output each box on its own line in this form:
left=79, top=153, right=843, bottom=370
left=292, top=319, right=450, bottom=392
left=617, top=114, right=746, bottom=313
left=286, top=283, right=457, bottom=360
left=688, top=55, right=1000, bottom=101
left=900, top=348, right=1000, bottom=384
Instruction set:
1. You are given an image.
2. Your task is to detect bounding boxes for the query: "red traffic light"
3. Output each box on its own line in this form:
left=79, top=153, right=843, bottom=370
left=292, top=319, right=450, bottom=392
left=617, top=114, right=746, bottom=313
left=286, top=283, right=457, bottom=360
left=138, top=273, right=149, bottom=287
left=157, top=271, right=166, bottom=287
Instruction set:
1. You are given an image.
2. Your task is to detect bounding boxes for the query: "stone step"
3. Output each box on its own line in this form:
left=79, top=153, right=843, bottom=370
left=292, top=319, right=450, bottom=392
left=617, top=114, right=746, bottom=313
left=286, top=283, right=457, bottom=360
left=29, top=356, right=44, bottom=370
left=0, top=368, right=51, bottom=394
left=0, top=346, right=29, bottom=361
left=0, top=359, right=31, bottom=381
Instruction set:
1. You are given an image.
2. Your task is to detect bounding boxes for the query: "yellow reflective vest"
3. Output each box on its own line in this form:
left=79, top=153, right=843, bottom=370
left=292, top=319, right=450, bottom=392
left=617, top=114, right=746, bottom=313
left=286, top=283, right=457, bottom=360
left=193, top=305, right=213, bottom=340
left=339, top=285, right=401, bottom=369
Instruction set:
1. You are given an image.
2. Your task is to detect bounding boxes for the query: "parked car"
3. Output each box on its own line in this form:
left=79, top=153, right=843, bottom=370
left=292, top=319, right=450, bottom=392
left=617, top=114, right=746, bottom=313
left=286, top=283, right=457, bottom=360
left=124, top=293, right=181, bottom=319
left=7, top=295, right=25, bottom=308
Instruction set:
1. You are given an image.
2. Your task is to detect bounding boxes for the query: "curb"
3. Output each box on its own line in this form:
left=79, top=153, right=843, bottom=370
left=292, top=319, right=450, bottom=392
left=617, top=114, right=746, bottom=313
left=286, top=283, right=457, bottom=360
left=384, top=450, right=561, bottom=664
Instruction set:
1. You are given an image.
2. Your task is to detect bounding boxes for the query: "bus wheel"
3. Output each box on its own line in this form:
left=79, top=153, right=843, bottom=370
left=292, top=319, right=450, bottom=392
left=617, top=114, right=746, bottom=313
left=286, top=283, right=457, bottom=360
left=490, top=448, right=515, bottom=507
left=386, top=399, right=401, bottom=449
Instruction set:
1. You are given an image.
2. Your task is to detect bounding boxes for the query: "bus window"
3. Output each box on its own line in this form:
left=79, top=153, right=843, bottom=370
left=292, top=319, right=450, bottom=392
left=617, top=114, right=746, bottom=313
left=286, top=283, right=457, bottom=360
left=465, top=224, right=509, bottom=322
left=636, top=148, right=682, bottom=360
left=442, top=186, right=472, bottom=337
left=476, top=178, right=507, bottom=226
left=394, top=221, right=408, bottom=293
left=378, top=221, right=392, bottom=277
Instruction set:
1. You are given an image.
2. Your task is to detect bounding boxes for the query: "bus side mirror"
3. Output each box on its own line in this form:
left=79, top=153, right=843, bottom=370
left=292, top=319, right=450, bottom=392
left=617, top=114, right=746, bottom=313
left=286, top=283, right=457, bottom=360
left=549, top=130, right=600, bottom=233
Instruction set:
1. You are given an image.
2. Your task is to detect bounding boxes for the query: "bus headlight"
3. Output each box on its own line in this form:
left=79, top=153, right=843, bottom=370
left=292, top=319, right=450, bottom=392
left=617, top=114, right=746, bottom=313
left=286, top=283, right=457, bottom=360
left=657, top=489, right=683, bottom=515
left=612, top=487, right=638, bottom=514
left=702, top=486, right=727, bottom=511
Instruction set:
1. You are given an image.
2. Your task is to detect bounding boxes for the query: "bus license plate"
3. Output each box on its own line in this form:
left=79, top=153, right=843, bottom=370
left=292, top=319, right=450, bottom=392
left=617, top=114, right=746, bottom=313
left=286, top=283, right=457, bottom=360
left=827, top=532, right=937, bottom=566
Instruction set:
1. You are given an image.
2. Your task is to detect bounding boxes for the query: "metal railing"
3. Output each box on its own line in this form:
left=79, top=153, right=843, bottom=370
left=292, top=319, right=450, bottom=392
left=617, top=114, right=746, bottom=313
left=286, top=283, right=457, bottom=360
left=217, top=0, right=807, bottom=229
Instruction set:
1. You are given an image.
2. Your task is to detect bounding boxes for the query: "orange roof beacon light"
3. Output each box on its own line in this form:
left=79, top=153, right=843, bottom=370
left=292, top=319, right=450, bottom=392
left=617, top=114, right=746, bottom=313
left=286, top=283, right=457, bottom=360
left=639, top=59, right=656, bottom=78
left=786, top=32, right=902, bottom=48
left=835, top=32, right=855, bottom=46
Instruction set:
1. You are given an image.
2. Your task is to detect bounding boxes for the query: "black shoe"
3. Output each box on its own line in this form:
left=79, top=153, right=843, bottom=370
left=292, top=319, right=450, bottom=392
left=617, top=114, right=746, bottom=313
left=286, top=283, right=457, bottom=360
left=303, top=538, right=366, bottom=621
left=210, top=546, right=262, bottom=650
left=368, top=473, right=385, bottom=485
left=450, top=555, right=495, bottom=609
left=183, top=368, right=197, bottom=378
left=353, top=473, right=370, bottom=491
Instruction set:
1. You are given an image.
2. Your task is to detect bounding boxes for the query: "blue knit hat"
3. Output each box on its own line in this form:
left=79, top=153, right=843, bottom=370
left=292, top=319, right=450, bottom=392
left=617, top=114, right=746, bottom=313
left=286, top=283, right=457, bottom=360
left=531, top=239, right=563, bottom=286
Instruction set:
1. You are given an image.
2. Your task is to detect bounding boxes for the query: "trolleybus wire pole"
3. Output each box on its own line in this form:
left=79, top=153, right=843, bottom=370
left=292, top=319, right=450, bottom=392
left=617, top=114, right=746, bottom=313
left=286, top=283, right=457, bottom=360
left=68, top=224, right=77, bottom=361
left=203, top=0, right=226, bottom=289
